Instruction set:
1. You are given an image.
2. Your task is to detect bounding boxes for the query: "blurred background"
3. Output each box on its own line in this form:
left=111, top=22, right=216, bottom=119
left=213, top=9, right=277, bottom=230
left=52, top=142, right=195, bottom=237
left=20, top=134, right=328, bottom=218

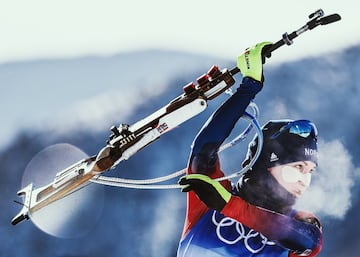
left=1, top=1, right=359, bottom=256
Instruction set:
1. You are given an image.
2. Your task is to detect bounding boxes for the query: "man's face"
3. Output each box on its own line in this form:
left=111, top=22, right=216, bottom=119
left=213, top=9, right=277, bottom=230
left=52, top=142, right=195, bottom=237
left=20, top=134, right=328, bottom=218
left=268, top=161, right=317, bottom=197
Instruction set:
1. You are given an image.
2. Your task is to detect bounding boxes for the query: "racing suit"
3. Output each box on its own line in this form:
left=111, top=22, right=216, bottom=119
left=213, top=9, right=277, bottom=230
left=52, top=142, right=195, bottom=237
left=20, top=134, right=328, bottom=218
left=177, top=77, right=322, bottom=257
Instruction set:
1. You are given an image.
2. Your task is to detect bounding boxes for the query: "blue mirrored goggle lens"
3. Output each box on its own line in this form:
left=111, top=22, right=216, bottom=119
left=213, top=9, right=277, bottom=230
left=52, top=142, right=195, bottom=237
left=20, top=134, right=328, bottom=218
left=288, top=121, right=317, bottom=138
left=271, top=120, right=318, bottom=139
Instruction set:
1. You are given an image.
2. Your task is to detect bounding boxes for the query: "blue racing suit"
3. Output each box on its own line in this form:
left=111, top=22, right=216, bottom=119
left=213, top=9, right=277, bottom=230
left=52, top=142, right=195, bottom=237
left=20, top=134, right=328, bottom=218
left=177, top=77, right=322, bottom=257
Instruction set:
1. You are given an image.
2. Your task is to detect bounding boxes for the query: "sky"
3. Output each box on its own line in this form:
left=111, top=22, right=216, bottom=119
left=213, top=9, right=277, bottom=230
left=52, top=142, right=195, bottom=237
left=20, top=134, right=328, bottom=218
left=1, top=0, right=358, bottom=64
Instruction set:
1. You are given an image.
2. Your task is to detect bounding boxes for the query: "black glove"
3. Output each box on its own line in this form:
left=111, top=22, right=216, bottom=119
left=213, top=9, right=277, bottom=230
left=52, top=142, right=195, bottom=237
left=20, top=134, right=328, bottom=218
left=179, top=174, right=231, bottom=211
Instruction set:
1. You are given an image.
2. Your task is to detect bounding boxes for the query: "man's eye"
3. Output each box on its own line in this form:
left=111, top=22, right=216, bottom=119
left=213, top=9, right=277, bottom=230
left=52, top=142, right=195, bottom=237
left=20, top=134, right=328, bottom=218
left=309, top=168, right=316, bottom=173
left=294, top=164, right=303, bottom=170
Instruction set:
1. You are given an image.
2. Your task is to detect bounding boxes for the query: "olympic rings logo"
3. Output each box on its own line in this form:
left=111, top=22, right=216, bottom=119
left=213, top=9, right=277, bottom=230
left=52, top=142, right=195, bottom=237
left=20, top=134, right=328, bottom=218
left=211, top=211, right=275, bottom=254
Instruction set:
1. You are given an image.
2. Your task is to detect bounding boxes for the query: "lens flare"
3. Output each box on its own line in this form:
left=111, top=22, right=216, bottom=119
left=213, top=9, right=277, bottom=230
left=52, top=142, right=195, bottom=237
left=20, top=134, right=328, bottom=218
left=22, top=143, right=104, bottom=238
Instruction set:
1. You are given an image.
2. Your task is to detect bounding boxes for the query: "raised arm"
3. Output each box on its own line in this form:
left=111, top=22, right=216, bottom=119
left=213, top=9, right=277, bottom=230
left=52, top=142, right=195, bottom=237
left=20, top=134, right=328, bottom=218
left=188, top=42, right=272, bottom=176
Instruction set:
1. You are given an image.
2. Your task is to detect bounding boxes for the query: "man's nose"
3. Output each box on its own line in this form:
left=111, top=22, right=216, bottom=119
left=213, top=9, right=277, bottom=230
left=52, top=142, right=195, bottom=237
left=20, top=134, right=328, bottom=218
left=298, top=173, right=312, bottom=187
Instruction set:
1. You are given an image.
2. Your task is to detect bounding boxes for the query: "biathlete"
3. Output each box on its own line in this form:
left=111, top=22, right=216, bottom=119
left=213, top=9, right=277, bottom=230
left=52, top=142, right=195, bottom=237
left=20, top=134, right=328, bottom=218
left=177, top=42, right=322, bottom=257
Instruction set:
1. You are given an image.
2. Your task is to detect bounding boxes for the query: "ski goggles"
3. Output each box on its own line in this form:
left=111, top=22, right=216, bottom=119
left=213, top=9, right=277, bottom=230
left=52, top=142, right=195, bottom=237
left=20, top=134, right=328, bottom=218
left=270, top=120, right=318, bottom=140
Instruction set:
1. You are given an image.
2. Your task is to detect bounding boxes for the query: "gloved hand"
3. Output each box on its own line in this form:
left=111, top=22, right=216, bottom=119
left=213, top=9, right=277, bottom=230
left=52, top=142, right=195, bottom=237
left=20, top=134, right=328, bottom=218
left=179, top=174, right=231, bottom=211
left=237, top=41, right=273, bottom=82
